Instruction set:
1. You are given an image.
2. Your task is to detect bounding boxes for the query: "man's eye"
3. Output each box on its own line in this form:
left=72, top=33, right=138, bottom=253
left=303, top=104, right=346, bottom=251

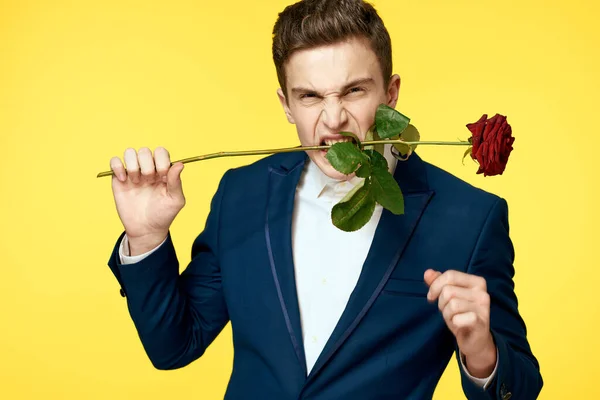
left=347, top=87, right=364, bottom=95
left=300, top=93, right=317, bottom=99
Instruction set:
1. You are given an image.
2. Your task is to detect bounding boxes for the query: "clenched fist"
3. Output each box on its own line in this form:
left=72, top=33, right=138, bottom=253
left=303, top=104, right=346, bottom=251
left=424, top=269, right=497, bottom=378
left=110, top=147, right=185, bottom=256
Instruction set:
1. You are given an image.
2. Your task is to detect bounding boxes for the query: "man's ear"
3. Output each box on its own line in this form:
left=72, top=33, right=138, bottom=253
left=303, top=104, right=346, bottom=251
left=277, top=88, right=296, bottom=124
left=386, top=74, right=401, bottom=108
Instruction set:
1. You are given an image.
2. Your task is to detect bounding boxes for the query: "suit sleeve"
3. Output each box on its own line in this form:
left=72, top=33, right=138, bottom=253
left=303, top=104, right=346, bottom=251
left=106, top=170, right=230, bottom=370
left=459, top=197, right=543, bottom=400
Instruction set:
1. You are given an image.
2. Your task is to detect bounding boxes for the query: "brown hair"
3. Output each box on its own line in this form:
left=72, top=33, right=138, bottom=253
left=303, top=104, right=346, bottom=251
left=272, top=0, right=393, bottom=97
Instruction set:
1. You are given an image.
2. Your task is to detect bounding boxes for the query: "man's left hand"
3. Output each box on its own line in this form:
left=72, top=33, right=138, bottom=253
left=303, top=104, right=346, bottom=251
left=424, top=269, right=497, bottom=378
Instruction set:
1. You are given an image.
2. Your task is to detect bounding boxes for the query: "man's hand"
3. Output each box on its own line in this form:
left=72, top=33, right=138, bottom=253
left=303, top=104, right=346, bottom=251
left=110, top=147, right=186, bottom=256
left=424, top=269, right=497, bottom=378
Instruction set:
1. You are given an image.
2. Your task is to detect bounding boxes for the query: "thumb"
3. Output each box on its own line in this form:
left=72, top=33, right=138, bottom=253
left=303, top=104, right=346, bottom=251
left=166, top=162, right=185, bottom=199
left=424, top=269, right=442, bottom=287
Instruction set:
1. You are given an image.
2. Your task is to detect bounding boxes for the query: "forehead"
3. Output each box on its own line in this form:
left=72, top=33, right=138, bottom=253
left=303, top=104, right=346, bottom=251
left=285, top=37, right=382, bottom=92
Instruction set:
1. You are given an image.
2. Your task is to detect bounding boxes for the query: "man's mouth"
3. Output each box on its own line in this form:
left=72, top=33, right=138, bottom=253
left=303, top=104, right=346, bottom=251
left=319, top=137, right=352, bottom=153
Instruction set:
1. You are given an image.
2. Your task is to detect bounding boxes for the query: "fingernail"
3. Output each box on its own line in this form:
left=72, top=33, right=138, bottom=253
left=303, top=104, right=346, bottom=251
left=162, top=175, right=168, bottom=183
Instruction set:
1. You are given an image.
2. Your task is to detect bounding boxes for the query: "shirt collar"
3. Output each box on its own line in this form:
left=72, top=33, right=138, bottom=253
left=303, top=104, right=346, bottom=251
left=303, top=144, right=398, bottom=200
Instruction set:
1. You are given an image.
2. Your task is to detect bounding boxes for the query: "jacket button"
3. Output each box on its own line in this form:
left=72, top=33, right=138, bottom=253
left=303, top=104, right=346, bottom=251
left=500, top=383, right=511, bottom=399
left=120, top=288, right=126, bottom=297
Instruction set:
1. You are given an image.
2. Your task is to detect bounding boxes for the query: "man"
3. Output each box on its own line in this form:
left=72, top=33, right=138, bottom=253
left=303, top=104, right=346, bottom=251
left=106, top=0, right=542, bottom=398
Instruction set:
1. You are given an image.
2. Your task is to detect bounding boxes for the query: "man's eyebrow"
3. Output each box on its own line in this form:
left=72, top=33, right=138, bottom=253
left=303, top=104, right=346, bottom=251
left=290, top=78, right=375, bottom=95
left=340, top=78, right=375, bottom=92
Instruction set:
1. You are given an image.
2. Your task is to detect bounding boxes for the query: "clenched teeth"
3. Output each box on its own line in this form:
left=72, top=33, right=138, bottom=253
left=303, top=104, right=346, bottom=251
left=324, top=138, right=351, bottom=146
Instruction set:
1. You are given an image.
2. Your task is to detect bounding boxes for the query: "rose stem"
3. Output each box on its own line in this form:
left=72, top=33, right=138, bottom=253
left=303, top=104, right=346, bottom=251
left=96, top=140, right=470, bottom=178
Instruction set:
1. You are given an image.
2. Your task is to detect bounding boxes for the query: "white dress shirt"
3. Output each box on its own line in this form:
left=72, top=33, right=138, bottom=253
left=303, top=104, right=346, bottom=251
left=118, top=145, right=496, bottom=388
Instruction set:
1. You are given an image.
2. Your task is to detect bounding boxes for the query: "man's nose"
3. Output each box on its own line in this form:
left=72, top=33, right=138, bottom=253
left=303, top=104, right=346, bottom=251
left=321, top=101, right=349, bottom=131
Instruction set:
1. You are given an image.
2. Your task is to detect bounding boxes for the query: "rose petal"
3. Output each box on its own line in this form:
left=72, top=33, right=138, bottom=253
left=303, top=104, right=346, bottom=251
left=467, top=113, right=513, bottom=176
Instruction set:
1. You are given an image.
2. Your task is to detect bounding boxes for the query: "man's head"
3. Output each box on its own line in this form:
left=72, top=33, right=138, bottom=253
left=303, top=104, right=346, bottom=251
left=273, top=0, right=400, bottom=179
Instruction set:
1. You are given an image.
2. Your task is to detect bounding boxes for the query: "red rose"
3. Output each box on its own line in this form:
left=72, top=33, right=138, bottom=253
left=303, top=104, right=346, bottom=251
left=466, top=113, right=514, bottom=177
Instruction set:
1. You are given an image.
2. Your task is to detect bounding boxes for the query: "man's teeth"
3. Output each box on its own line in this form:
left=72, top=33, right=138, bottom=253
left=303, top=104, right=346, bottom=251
left=324, top=138, right=351, bottom=146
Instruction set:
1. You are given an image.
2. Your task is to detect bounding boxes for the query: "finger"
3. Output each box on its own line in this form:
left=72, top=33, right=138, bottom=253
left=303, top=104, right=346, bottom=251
left=428, top=270, right=486, bottom=301
left=154, top=147, right=171, bottom=183
left=424, top=269, right=442, bottom=287
left=166, top=162, right=185, bottom=202
left=437, top=285, right=478, bottom=311
left=442, top=298, right=475, bottom=325
left=451, top=311, right=478, bottom=330
left=110, top=156, right=126, bottom=182
left=138, top=147, right=155, bottom=182
left=124, top=148, right=140, bottom=183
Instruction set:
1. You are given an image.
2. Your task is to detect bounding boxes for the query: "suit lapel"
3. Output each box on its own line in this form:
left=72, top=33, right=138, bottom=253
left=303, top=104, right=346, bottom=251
left=305, top=153, right=435, bottom=384
left=265, top=151, right=309, bottom=377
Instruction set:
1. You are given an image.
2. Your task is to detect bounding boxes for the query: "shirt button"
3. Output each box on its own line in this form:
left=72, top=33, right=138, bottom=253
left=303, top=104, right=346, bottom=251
left=322, top=278, right=327, bottom=285
left=312, top=336, right=318, bottom=343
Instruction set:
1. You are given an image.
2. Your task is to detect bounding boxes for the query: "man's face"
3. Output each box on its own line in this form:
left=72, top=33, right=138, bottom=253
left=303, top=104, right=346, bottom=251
left=278, top=36, right=400, bottom=180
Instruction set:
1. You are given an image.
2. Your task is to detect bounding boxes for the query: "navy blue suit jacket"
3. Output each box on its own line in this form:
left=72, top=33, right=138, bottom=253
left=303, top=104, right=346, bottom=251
left=108, top=151, right=542, bottom=399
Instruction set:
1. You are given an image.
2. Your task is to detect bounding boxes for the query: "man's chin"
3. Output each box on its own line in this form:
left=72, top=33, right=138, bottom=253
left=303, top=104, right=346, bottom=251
left=312, top=153, right=352, bottom=181
left=323, top=167, right=350, bottom=180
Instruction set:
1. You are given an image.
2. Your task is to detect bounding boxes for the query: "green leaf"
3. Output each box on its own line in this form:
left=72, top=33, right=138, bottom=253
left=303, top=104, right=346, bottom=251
left=338, top=178, right=365, bottom=203
left=372, top=129, right=386, bottom=157
left=391, top=124, right=419, bottom=157
left=462, top=146, right=473, bottom=165
left=364, top=149, right=389, bottom=171
left=355, top=162, right=371, bottom=178
left=375, top=104, right=410, bottom=139
left=363, top=125, right=375, bottom=149
left=371, top=171, right=404, bottom=214
left=400, top=124, right=420, bottom=153
left=339, top=131, right=362, bottom=149
left=393, top=141, right=412, bottom=156
left=363, top=126, right=386, bottom=157
left=326, top=141, right=366, bottom=175
left=401, top=124, right=420, bottom=143
left=370, top=151, right=404, bottom=215
left=331, top=179, right=376, bottom=232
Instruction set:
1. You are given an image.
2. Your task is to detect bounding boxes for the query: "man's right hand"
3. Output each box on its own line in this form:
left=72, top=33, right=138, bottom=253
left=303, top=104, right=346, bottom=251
left=110, top=147, right=186, bottom=256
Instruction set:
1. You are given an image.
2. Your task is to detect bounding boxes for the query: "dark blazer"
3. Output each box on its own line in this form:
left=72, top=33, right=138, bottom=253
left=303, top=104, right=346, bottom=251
left=108, top=151, right=542, bottom=399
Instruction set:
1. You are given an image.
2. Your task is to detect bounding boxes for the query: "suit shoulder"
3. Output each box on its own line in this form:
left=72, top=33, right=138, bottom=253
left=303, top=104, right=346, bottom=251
left=420, top=158, right=503, bottom=209
left=220, top=152, right=304, bottom=192
left=226, top=152, right=303, bottom=178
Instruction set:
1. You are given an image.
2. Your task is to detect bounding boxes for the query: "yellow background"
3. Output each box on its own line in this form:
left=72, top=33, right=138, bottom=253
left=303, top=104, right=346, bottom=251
left=1, top=0, right=598, bottom=398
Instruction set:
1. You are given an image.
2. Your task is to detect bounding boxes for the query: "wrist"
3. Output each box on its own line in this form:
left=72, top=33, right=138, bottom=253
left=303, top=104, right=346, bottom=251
left=463, top=337, right=497, bottom=378
left=127, top=231, right=168, bottom=256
